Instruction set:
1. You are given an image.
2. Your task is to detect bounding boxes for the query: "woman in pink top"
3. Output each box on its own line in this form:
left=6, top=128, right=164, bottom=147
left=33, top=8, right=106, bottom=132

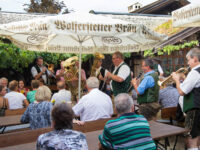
left=56, top=61, right=65, bottom=81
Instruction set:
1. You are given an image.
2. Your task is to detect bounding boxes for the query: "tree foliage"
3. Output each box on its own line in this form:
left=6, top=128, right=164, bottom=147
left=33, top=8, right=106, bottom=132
left=0, top=40, right=36, bottom=73
left=24, top=0, right=68, bottom=14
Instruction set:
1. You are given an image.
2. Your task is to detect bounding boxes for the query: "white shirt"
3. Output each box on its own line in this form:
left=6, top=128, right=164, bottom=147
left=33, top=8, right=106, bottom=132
left=180, top=64, right=200, bottom=94
left=51, top=89, right=71, bottom=104
left=158, top=64, right=164, bottom=74
left=5, top=91, right=26, bottom=109
left=179, top=96, right=184, bottom=111
left=110, top=61, right=130, bottom=90
left=95, top=67, right=108, bottom=77
left=31, top=66, right=51, bottom=84
left=73, top=88, right=113, bottom=121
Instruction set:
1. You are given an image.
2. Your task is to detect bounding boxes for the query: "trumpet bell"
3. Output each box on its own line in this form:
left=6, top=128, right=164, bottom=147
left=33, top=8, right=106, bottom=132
left=158, top=80, right=162, bottom=87
left=157, top=67, right=189, bottom=87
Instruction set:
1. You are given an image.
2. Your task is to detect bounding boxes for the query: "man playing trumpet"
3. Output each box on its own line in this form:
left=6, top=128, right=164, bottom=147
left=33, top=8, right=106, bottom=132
left=172, top=48, right=200, bottom=150
left=131, top=58, right=160, bottom=120
left=31, top=56, right=54, bottom=85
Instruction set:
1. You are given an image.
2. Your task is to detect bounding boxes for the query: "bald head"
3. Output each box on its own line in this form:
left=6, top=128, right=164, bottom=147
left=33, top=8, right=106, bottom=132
left=57, top=81, right=66, bottom=90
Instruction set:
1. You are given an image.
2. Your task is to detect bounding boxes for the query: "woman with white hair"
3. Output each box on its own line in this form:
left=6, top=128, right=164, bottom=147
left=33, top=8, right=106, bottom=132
left=21, top=86, right=53, bottom=129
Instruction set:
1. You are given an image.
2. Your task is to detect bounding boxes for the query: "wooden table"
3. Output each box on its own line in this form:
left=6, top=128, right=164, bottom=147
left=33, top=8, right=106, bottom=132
left=0, top=115, right=22, bottom=133
left=149, top=121, right=188, bottom=139
left=0, top=121, right=188, bottom=150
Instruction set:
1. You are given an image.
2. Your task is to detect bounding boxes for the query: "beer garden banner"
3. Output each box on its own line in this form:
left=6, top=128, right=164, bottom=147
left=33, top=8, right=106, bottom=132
left=0, top=12, right=167, bottom=54
left=172, top=3, right=200, bottom=28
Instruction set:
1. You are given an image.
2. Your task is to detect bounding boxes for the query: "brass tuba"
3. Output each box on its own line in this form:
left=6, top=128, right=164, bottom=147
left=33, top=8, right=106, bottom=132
left=90, top=52, right=105, bottom=77
left=63, top=56, right=85, bottom=104
left=63, top=56, right=79, bottom=81
left=158, top=67, right=189, bottom=87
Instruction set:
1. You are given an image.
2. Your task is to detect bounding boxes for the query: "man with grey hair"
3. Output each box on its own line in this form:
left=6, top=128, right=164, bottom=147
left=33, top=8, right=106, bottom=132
left=172, top=48, right=200, bottom=150
left=106, top=51, right=131, bottom=97
left=131, top=58, right=160, bottom=120
left=51, top=81, right=71, bottom=105
left=73, top=77, right=113, bottom=122
left=99, top=93, right=156, bottom=150
left=0, top=77, right=10, bottom=92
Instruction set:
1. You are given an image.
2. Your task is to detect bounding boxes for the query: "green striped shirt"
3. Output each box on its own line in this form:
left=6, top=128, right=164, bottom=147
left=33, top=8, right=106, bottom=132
left=99, top=113, right=156, bottom=150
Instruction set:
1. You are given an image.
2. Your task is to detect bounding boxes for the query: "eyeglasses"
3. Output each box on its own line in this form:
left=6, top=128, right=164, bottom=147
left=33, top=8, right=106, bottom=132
left=112, top=57, right=118, bottom=60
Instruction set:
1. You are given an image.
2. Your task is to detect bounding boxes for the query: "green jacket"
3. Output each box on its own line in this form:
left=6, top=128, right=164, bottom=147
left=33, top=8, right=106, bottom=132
left=112, top=62, right=131, bottom=96
left=137, top=72, right=159, bottom=104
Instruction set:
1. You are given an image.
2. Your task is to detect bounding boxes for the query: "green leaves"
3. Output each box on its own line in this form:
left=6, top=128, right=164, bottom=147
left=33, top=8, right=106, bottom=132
left=143, top=40, right=199, bottom=57
left=123, top=53, right=131, bottom=58
left=0, top=42, right=36, bottom=72
left=144, top=49, right=154, bottom=57
left=0, top=40, right=97, bottom=73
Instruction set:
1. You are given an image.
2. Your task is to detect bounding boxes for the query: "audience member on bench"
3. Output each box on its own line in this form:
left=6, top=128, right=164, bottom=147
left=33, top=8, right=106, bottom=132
left=73, top=77, right=113, bottom=122
left=5, top=80, right=29, bottom=109
left=37, top=102, right=88, bottom=150
left=21, top=86, right=53, bottom=129
left=99, top=93, right=156, bottom=150
left=18, top=79, right=29, bottom=97
left=27, top=80, right=40, bottom=103
left=0, top=85, right=9, bottom=109
left=0, top=77, right=10, bottom=93
left=158, top=79, right=180, bottom=108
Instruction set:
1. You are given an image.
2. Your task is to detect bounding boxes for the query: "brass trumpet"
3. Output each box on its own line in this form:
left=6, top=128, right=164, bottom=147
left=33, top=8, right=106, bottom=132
left=44, top=62, right=54, bottom=72
left=44, top=62, right=56, bottom=78
left=158, top=67, right=189, bottom=87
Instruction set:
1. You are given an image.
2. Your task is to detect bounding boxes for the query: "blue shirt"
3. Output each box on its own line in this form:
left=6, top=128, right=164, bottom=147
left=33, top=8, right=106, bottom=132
left=137, top=71, right=155, bottom=95
left=21, top=101, right=52, bottom=129
left=159, top=86, right=180, bottom=108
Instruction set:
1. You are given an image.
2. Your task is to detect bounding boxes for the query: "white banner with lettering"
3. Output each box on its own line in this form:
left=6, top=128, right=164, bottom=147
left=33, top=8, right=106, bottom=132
left=172, top=3, right=200, bottom=28
left=0, top=12, right=167, bottom=53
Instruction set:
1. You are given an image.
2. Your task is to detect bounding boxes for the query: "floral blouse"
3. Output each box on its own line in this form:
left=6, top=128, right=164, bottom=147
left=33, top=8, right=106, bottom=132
left=37, top=129, right=88, bottom=150
left=21, top=101, right=52, bottom=129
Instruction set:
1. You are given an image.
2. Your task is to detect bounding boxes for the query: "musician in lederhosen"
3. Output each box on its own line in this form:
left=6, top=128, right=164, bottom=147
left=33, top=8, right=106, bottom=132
left=131, top=58, right=160, bottom=121
left=106, top=51, right=132, bottom=97
left=172, top=48, right=200, bottom=150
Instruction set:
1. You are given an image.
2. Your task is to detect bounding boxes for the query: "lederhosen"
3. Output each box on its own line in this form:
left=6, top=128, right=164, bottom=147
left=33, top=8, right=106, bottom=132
left=34, top=65, right=48, bottom=84
left=184, top=67, right=200, bottom=138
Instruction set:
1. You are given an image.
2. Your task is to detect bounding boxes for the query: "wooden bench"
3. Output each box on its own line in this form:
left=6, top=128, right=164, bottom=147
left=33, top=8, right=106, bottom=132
left=0, top=130, right=102, bottom=150
left=161, top=107, right=177, bottom=125
left=0, top=117, right=112, bottom=147
left=4, top=108, right=26, bottom=116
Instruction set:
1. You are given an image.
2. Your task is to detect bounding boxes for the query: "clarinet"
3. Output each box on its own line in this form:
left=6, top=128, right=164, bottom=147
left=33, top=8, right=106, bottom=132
left=100, top=64, right=114, bottom=91
left=128, top=72, right=143, bottom=92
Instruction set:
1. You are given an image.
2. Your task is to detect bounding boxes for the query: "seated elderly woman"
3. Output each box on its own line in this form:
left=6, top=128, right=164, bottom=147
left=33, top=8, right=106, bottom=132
left=37, top=103, right=88, bottom=150
left=21, top=85, right=53, bottom=129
